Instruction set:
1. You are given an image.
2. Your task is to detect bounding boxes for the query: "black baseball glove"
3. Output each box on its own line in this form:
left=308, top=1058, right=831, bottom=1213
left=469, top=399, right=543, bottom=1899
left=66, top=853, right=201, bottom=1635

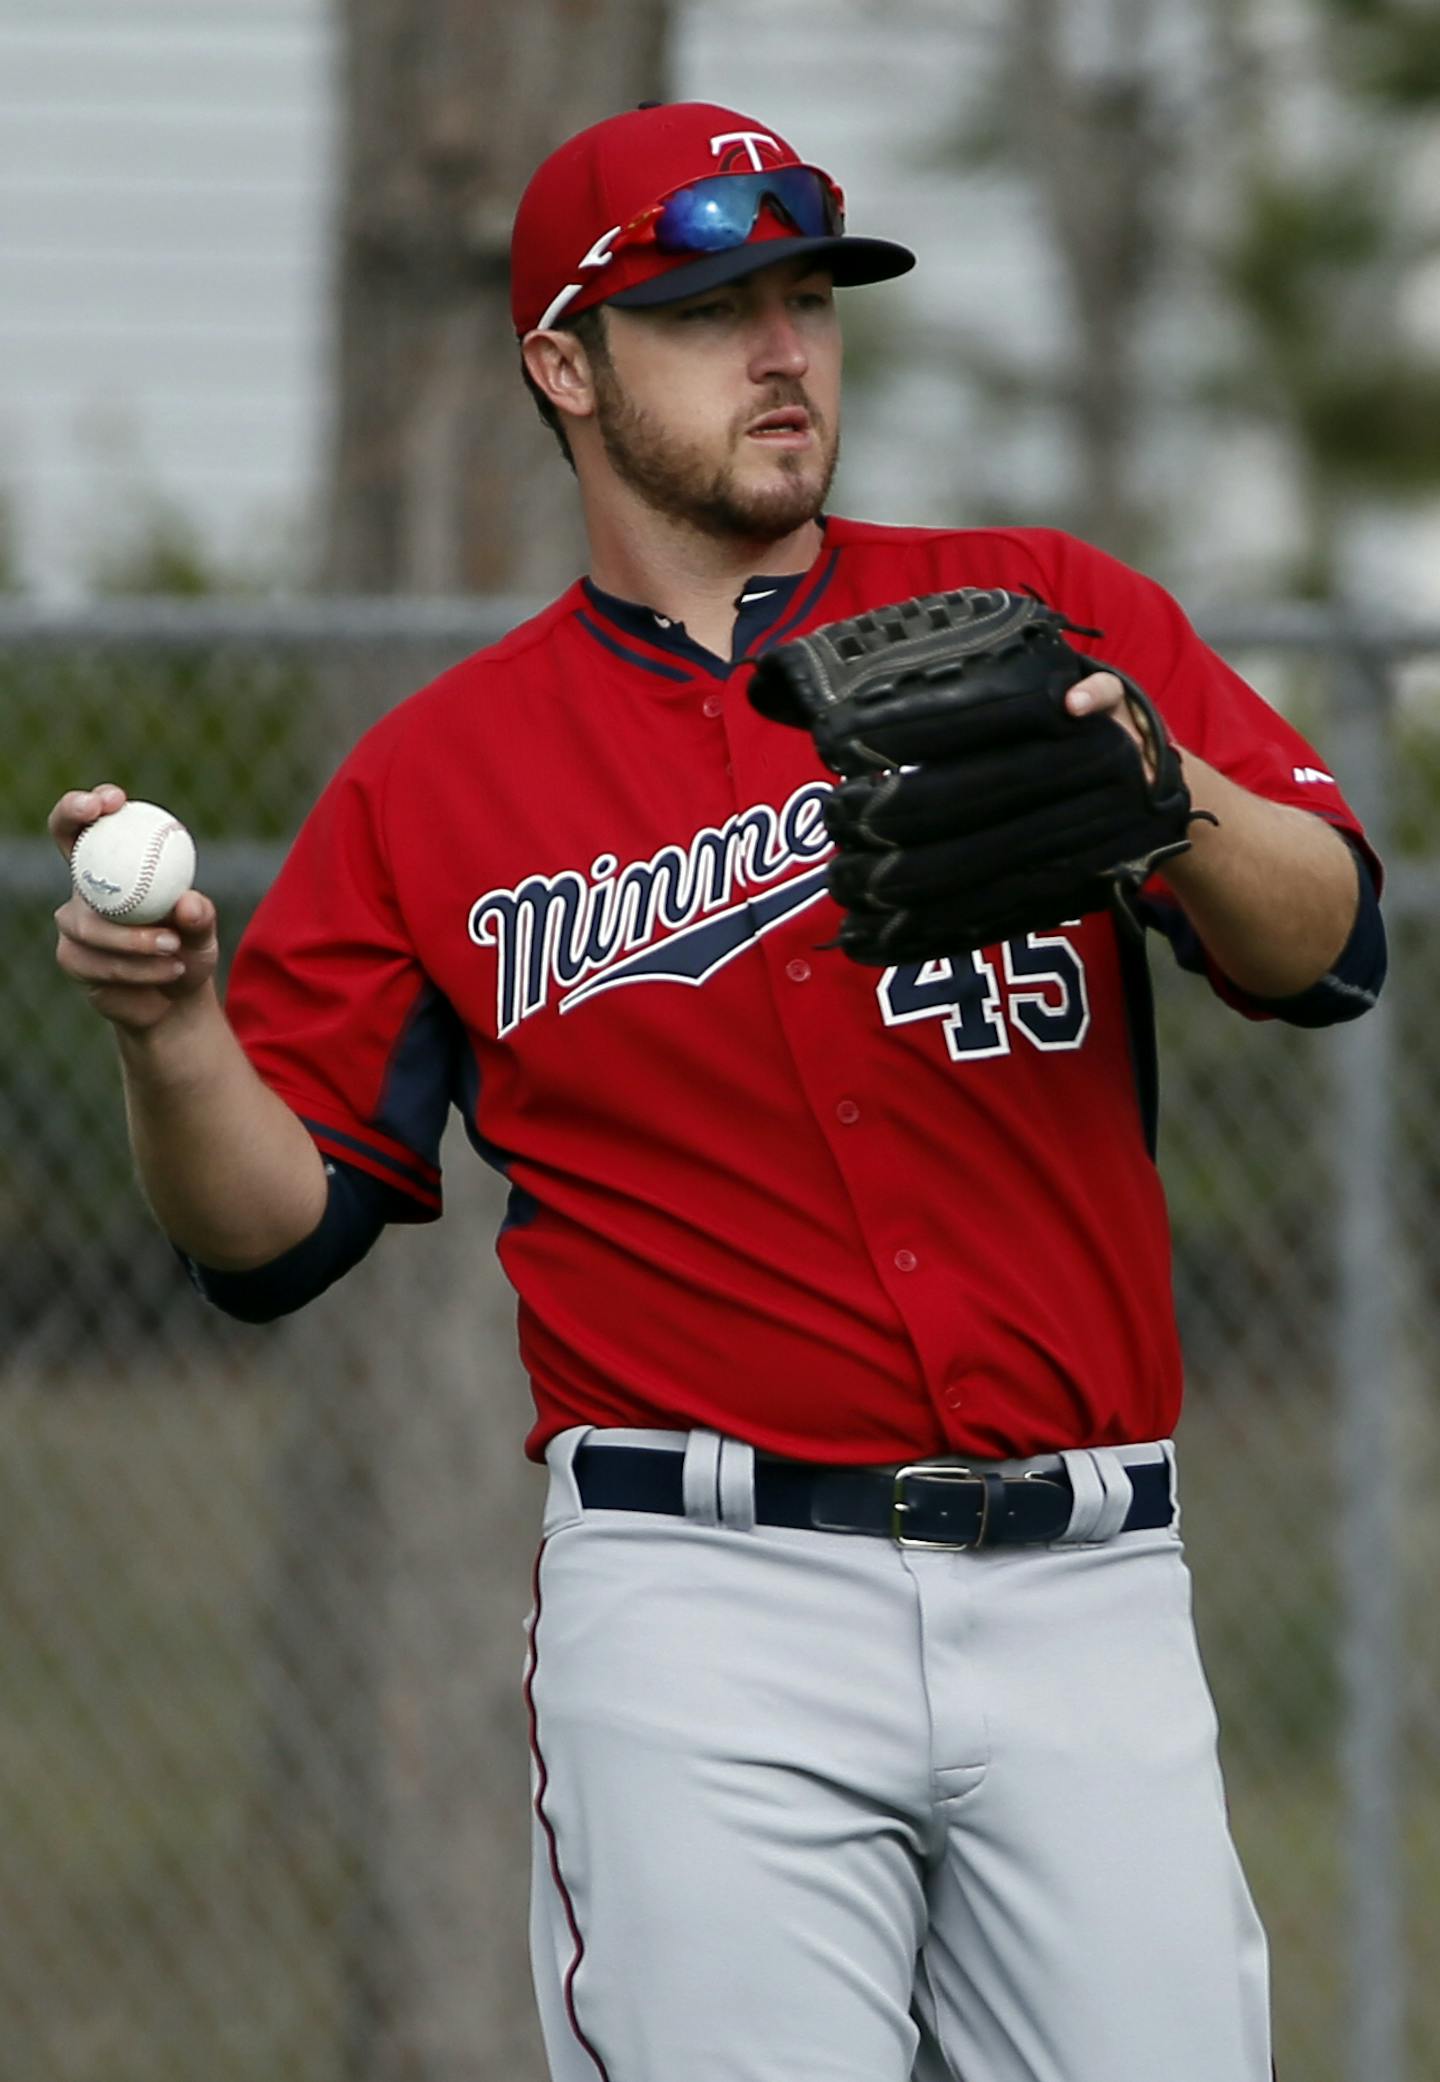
left=747, top=586, right=1201, bottom=964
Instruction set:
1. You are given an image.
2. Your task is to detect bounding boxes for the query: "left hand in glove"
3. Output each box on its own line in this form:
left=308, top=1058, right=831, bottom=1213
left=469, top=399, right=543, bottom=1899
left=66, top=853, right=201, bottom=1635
left=747, top=585, right=1201, bottom=964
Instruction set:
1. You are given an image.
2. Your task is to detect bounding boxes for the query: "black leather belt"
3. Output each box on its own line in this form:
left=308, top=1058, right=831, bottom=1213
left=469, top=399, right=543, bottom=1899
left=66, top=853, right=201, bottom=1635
left=573, top=1445, right=1173, bottom=1551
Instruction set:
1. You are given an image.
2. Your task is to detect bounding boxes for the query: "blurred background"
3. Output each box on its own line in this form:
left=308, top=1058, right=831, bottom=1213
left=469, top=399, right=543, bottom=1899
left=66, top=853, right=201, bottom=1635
left=1, top=0, right=1438, bottom=2077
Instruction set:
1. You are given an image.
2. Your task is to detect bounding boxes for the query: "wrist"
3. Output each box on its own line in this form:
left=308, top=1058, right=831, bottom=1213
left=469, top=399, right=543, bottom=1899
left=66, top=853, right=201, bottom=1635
left=115, top=981, right=225, bottom=1083
left=1165, top=749, right=1227, bottom=874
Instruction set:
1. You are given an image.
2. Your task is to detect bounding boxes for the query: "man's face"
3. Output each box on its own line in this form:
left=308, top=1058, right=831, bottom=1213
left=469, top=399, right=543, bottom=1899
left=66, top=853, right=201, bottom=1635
left=587, top=258, right=843, bottom=543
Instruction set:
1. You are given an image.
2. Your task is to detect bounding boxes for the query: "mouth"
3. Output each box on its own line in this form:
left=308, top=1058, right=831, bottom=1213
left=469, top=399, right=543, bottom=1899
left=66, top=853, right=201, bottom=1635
left=745, top=406, right=813, bottom=448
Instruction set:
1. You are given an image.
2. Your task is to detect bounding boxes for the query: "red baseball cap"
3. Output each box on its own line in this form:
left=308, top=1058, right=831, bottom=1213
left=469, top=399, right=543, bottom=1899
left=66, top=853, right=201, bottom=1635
left=510, top=101, right=915, bottom=336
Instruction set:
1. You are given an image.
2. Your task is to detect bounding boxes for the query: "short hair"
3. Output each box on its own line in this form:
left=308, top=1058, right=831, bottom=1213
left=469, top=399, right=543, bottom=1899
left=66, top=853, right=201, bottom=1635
left=521, top=306, right=611, bottom=472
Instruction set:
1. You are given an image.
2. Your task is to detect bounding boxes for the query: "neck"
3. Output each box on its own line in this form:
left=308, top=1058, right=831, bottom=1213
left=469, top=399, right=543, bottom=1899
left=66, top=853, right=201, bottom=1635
left=583, top=495, right=822, bottom=660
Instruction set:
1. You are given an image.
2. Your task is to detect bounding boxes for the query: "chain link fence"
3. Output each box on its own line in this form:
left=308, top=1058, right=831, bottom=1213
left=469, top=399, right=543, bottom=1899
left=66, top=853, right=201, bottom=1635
left=1, top=596, right=1436, bottom=2082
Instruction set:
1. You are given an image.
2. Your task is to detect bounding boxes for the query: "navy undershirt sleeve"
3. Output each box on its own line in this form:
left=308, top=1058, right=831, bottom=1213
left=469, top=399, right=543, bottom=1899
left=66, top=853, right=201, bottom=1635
left=1139, top=836, right=1386, bottom=1027
left=183, top=1158, right=400, bottom=1323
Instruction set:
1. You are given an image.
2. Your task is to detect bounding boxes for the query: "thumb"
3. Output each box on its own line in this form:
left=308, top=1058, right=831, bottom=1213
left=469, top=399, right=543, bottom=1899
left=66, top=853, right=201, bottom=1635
left=171, top=890, right=218, bottom=943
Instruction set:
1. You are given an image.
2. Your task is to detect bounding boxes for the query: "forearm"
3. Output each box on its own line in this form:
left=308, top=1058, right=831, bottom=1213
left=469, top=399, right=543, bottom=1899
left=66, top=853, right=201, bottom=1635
left=1163, top=751, right=1360, bottom=998
left=116, top=982, right=328, bottom=1268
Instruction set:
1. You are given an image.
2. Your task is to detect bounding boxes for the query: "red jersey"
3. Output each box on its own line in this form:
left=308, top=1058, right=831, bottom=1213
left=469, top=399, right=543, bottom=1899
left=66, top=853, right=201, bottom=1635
left=225, top=522, right=1372, bottom=1462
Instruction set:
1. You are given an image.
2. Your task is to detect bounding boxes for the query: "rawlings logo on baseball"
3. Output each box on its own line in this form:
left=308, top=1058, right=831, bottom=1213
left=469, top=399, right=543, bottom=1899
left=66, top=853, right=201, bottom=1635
left=70, top=800, right=197, bottom=926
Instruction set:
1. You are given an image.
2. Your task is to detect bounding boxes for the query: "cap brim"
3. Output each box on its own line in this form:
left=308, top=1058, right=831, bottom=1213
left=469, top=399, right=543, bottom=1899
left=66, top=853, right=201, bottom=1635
left=604, top=235, right=915, bottom=309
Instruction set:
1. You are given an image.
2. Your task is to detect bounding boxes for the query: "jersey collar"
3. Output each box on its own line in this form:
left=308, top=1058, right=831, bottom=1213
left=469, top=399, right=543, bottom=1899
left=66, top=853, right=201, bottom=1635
left=577, top=524, right=842, bottom=679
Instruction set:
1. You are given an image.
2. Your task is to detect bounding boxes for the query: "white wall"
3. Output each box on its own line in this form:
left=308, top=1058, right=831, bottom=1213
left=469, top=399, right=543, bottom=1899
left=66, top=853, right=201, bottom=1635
left=0, top=0, right=335, bottom=597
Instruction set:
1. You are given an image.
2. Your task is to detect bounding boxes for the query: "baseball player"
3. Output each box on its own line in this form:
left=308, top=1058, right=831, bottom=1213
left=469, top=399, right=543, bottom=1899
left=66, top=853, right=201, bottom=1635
left=52, top=102, right=1385, bottom=2082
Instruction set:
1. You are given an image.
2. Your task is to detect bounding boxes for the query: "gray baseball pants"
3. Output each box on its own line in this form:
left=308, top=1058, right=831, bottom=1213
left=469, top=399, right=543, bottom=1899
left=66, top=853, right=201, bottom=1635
left=526, top=1427, right=1271, bottom=2082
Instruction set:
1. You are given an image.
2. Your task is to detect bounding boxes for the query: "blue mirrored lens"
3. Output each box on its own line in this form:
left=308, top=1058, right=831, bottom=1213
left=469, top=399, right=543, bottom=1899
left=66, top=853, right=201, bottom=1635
left=653, top=169, right=839, bottom=254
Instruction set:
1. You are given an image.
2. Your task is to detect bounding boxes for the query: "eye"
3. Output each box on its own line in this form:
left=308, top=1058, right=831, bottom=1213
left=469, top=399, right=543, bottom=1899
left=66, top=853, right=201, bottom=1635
left=678, top=298, right=734, bottom=322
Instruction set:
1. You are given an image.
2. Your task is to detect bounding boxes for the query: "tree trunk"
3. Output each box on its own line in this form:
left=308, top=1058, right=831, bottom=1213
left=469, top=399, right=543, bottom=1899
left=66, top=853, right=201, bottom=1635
left=1009, top=0, right=1167, bottom=564
left=323, top=0, right=672, bottom=597
left=261, top=9, right=672, bottom=2079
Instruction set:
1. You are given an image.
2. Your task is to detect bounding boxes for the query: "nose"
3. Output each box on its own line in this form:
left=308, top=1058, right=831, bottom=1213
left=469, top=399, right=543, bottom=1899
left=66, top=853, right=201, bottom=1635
left=748, top=304, right=810, bottom=383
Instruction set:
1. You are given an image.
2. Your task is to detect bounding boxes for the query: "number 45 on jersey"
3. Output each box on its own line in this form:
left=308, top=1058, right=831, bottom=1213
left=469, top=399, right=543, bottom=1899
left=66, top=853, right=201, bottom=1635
left=878, top=928, right=1090, bottom=1062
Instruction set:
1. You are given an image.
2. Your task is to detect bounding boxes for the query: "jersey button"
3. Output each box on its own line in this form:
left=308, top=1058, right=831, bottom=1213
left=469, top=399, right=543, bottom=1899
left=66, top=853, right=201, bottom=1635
left=702, top=693, right=723, bottom=719
left=894, top=1248, right=918, bottom=1273
left=785, top=957, right=812, bottom=983
left=835, top=1099, right=860, bottom=1125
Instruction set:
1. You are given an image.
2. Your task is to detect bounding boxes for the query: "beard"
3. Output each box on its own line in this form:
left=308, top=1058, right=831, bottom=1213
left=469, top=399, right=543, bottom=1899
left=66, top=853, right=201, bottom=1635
left=591, top=367, right=839, bottom=543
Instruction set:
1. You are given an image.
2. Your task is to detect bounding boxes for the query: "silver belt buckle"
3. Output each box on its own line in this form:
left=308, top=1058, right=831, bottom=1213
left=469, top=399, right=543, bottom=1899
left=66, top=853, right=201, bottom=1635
left=890, top=1462, right=990, bottom=1549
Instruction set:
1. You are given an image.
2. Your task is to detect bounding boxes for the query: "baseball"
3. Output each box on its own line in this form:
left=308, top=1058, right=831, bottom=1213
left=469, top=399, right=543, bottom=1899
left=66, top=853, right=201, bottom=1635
left=70, top=800, right=197, bottom=926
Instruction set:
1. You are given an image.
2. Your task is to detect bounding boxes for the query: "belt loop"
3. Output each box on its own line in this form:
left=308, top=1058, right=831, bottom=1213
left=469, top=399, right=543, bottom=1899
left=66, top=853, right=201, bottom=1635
left=543, top=1425, right=593, bottom=1535
left=717, top=1437, right=757, bottom=1532
left=682, top=1429, right=723, bottom=1526
left=1056, top=1447, right=1134, bottom=1543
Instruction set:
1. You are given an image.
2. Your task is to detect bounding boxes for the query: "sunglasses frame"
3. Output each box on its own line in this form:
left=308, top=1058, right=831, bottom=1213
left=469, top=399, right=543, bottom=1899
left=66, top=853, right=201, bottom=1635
left=616, top=166, right=846, bottom=258
left=530, top=166, right=849, bottom=332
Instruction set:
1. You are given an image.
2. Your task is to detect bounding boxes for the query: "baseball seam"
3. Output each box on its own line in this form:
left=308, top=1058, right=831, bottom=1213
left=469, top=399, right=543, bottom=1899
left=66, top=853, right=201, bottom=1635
left=78, top=817, right=183, bottom=917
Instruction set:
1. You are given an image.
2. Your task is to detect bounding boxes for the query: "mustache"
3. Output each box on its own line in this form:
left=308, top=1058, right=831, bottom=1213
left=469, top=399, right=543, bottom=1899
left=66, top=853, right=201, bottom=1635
left=737, top=381, right=822, bottom=433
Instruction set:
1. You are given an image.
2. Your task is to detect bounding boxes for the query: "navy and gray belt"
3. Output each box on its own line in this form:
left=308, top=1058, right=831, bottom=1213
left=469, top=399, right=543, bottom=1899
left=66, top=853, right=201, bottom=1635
left=573, top=1445, right=1173, bottom=1551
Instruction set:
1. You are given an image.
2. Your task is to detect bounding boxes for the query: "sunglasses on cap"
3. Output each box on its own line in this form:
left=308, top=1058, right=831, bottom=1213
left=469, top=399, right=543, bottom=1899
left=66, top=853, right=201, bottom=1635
left=529, top=164, right=850, bottom=331
left=615, top=166, right=845, bottom=256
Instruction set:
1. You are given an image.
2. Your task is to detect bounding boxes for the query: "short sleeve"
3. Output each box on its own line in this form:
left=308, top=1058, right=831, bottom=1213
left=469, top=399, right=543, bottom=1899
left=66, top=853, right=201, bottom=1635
left=1036, top=528, right=1381, bottom=888
left=1018, top=531, right=1385, bottom=1013
left=225, top=735, right=460, bottom=1218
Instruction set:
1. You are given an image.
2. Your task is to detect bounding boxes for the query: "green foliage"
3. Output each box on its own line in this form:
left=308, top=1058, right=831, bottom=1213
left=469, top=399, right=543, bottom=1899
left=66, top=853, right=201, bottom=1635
left=1218, top=0, right=1440, bottom=570
left=0, top=620, right=318, bottom=1335
left=0, top=645, right=319, bottom=842
left=920, top=7, right=1440, bottom=582
left=0, top=499, right=322, bottom=841
left=1211, top=142, right=1440, bottom=589
left=1219, top=170, right=1387, bottom=356
left=1322, top=0, right=1440, bottom=106
left=0, top=490, right=21, bottom=595
left=85, top=494, right=299, bottom=601
left=1299, top=362, right=1440, bottom=496
left=1388, top=704, right=1440, bottom=856
left=0, top=501, right=324, bottom=1328
left=1214, top=157, right=1440, bottom=491
left=91, top=502, right=236, bottom=599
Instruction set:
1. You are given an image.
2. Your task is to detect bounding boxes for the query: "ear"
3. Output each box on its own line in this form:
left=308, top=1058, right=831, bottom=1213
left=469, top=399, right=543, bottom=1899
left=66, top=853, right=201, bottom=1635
left=521, top=327, right=599, bottom=426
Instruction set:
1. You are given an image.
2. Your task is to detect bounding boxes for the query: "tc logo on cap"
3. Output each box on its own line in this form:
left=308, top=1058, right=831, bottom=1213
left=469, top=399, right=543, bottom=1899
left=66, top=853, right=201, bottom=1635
left=509, top=102, right=913, bottom=337
left=711, top=131, right=786, bottom=173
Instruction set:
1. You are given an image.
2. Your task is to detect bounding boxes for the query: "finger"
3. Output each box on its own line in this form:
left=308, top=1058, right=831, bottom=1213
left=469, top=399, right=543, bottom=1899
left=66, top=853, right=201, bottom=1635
left=170, top=890, right=217, bottom=942
left=57, top=937, right=188, bottom=989
left=55, top=897, right=184, bottom=957
left=47, top=782, right=129, bottom=855
left=1065, top=672, right=1125, bottom=717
